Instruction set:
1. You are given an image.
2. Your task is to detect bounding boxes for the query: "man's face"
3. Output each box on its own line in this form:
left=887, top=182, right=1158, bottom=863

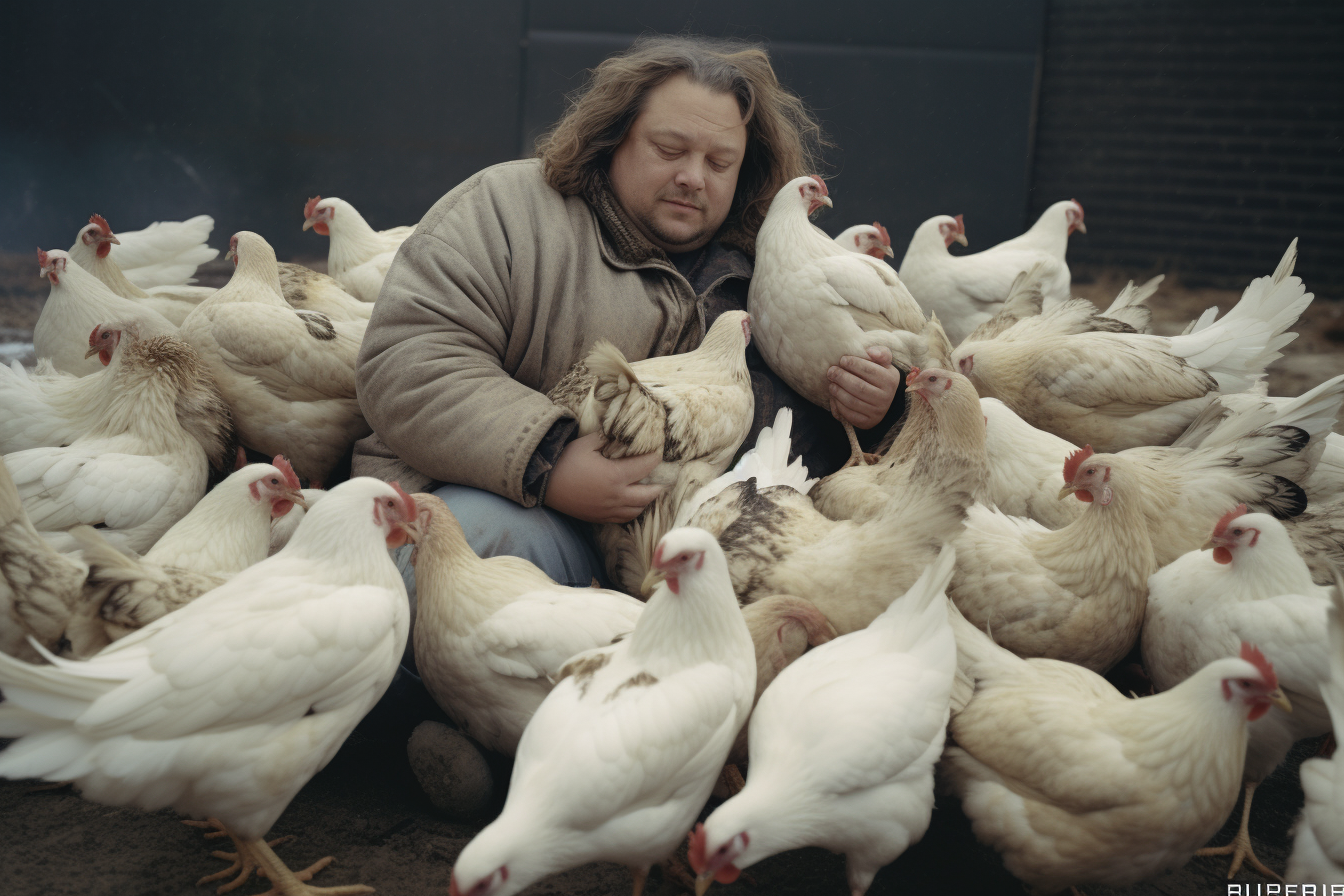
left=608, top=73, right=748, bottom=254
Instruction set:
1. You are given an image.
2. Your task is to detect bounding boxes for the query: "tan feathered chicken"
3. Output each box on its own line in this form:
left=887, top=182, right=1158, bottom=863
left=62, top=459, right=306, bottom=657
left=302, top=195, right=414, bottom=302
left=68, top=215, right=216, bottom=325
left=953, top=241, right=1313, bottom=452
left=276, top=262, right=373, bottom=322
left=179, top=231, right=370, bottom=487
left=4, top=325, right=212, bottom=556
left=944, top=606, right=1292, bottom=896
left=749, top=175, right=929, bottom=466
left=547, top=310, right=754, bottom=594
left=32, top=249, right=178, bottom=376
left=68, top=212, right=217, bottom=288
left=2, top=323, right=235, bottom=476
left=408, top=492, right=645, bottom=756
left=809, top=365, right=989, bottom=523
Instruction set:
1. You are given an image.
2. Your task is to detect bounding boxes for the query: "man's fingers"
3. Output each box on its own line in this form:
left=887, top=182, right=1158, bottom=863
left=865, top=345, right=893, bottom=366
left=614, top=448, right=663, bottom=479
left=829, top=366, right=885, bottom=405
left=838, top=354, right=893, bottom=387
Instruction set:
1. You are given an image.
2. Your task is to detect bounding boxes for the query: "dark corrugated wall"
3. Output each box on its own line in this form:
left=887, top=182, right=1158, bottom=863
left=1030, top=0, right=1344, bottom=293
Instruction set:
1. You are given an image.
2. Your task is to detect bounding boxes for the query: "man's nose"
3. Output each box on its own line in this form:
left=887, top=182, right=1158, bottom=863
left=674, top=157, right=707, bottom=192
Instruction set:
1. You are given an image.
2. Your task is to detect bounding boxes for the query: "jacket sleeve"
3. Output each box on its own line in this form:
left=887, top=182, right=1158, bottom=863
left=355, top=199, right=568, bottom=507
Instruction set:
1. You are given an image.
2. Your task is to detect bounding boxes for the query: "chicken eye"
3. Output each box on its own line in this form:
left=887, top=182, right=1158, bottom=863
left=928, top=376, right=939, bottom=383
left=1232, top=528, right=1242, bottom=536
left=270, top=478, right=280, bottom=485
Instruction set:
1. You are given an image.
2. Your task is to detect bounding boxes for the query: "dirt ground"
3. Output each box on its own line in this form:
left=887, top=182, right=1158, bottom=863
left=1, top=251, right=1341, bottom=896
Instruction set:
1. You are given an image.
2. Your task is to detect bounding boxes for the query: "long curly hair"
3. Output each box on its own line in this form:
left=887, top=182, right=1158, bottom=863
left=536, top=35, right=828, bottom=254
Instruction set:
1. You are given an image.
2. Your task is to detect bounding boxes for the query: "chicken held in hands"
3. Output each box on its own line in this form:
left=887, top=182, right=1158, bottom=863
left=447, top=527, right=755, bottom=896
left=0, top=477, right=420, bottom=896
left=1144, top=506, right=1335, bottom=880
left=749, top=175, right=928, bottom=466
left=693, top=546, right=958, bottom=896
left=180, top=231, right=370, bottom=487
left=944, top=606, right=1291, bottom=896
left=954, top=240, right=1313, bottom=452
left=302, top=195, right=414, bottom=302
left=547, top=310, right=754, bottom=594
left=409, top=491, right=644, bottom=756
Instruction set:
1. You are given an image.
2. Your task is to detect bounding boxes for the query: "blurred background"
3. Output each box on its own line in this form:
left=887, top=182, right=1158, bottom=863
left=2, top=0, right=1339, bottom=290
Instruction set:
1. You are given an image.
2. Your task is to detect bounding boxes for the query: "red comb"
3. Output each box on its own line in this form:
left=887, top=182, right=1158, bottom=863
left=272, top=455, right=301, bottom=490
left=954, top=214, right=965, bottom=234
left=1062, top=445, right=1094, bottom=483
left=1240, top=642, right=1277, bottom=691
left=905, top=366, right=922, bottom=386
left=1212, top=504, right=1248, bottom=539
left=809, top=175, right=828, bottom=196
left=37, top=248, right=49, bottom=268
left=873, top=221, right=890, bottom=246
left=88, top=324, right=103, bottom=346
left=1072, top=198, right=1085, bottom=216
left=688, top=824, right=707, bottom=874
left=89, top=213, right=114, bottom=236
left=303, top=196, right=321, bottom=219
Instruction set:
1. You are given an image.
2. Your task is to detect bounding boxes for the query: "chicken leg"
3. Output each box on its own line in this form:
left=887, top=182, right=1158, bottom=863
left=187, top=818, right=374, bottom=895
left=833, top=405, right=879, bottom=467
left=1195, top=781, right=1283, bottom=881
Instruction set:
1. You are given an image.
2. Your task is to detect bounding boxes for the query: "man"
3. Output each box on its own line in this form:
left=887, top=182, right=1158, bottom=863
left=355, top=35, right=903, bottom=592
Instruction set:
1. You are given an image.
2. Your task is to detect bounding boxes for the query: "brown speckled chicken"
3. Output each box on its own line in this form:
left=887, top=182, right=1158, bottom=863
left=548, top=310, right=754, bottom=594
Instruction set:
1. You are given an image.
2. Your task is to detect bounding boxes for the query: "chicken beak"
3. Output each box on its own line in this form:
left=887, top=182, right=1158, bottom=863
left=954, top=233, right=969, bottom=247
left=1270, top=688, right=1292, bottom=713
left=302, top=218, right=317, bottom=231
left=224, top=247, right=237, bottom=262
left=881, top=244, right=895, bottom=258
left=84, top=345, right=102, bottom=359
left=1075, top=221, right=1088, bottom=234
left=401, top=518, right=424, bottom=544
left=694, top=876, right=713, bottom=896
left=287, top=488, right=309, bottom=510
left=1057, top=484, right=1077, bottom=501
left=819, top=196, right=833, bottom=209
left=640, top=567, right=665, bottom=598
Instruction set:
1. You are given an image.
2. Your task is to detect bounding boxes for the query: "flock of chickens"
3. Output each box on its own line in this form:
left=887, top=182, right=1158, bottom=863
left=0, top=176, right=1341, bottom=896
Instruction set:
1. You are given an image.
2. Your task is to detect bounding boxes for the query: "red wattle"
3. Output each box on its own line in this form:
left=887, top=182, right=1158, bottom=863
left=99, top=349, right=111, bottom=366
left=716, top=864, right=741, bottom=884
left=97, top=242, right=111, bottom=258
left=1213, top=546, right=1233, bottom=565
left=1247, top=702, right=1271, bottom=722
left=271, top=499, right=295, bottom=519
left=1076, top=490, right=1093, bottom=503
left=386, top=528, right=410, bottom=549
left=314, top=221, right=330, bottom=236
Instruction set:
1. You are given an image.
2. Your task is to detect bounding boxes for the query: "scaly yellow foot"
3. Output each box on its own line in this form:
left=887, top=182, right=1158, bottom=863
left=186, top=818, right=373, bottom=895
left=1196, top=782, right=1283, bottom=882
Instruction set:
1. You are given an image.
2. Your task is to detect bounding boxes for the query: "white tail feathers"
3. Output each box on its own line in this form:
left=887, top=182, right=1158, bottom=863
left=583, top=341, right=665, bottom=459
left=1168, top=240, right=1313, bottom=393
left=112, top=215, right=219, bottom=288
left=673, top=408, right=815, bottom=530
left=1102, top=274, right=1163, bottom=332
left=873, top=543, right=956, bottom=634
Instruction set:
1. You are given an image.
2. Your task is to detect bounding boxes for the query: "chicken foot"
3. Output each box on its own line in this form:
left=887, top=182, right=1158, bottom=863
left=185, top=818, right=373, bottom=895
left=1195, top=781, right=1283, bottom=882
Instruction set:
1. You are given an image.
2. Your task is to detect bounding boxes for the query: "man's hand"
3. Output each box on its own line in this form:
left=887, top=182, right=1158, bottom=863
left=544, top=431, right=664, bottom=523
left=827, top=346, right=900, bottom=430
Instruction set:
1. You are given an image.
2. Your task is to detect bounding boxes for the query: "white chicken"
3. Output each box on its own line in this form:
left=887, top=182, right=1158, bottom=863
left=269, top=488, right=327, bottom=555
left=68, top=215, right=216, bottom=325
left=68, top=213, right=218, bottom=288
left=63, top=458, right=307, bottom=657
left=302, top=195, right=414, bottom=302
left=953, top=240, right=1313, bottom=452
left=897, top=204, right=1079, bottom=344
left=447, top=527, right=755, bottom=896
left=749, top=175, right=929, bottom=466
left=547, top=310, right=754, bottom=594
left=0, top=477, right=418, bottom=895
left=692, top=545, right=958, bottom=896
left=1286, top=579, right=1344, bottom=884
left=944, top=605, right=1292, bottom=896
left=834, top=221, right=894, bottom=259
left=4, top=324, right=211, bottom=555
left=179, top=231, right=370, bottom=487
left=1143, top=506, right=1335, bottom=880
left=32, top=249, right=178, bottom=376
left=409, top=491, right=644, bottom=756
left=277, top=262, right=374, bottom=322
